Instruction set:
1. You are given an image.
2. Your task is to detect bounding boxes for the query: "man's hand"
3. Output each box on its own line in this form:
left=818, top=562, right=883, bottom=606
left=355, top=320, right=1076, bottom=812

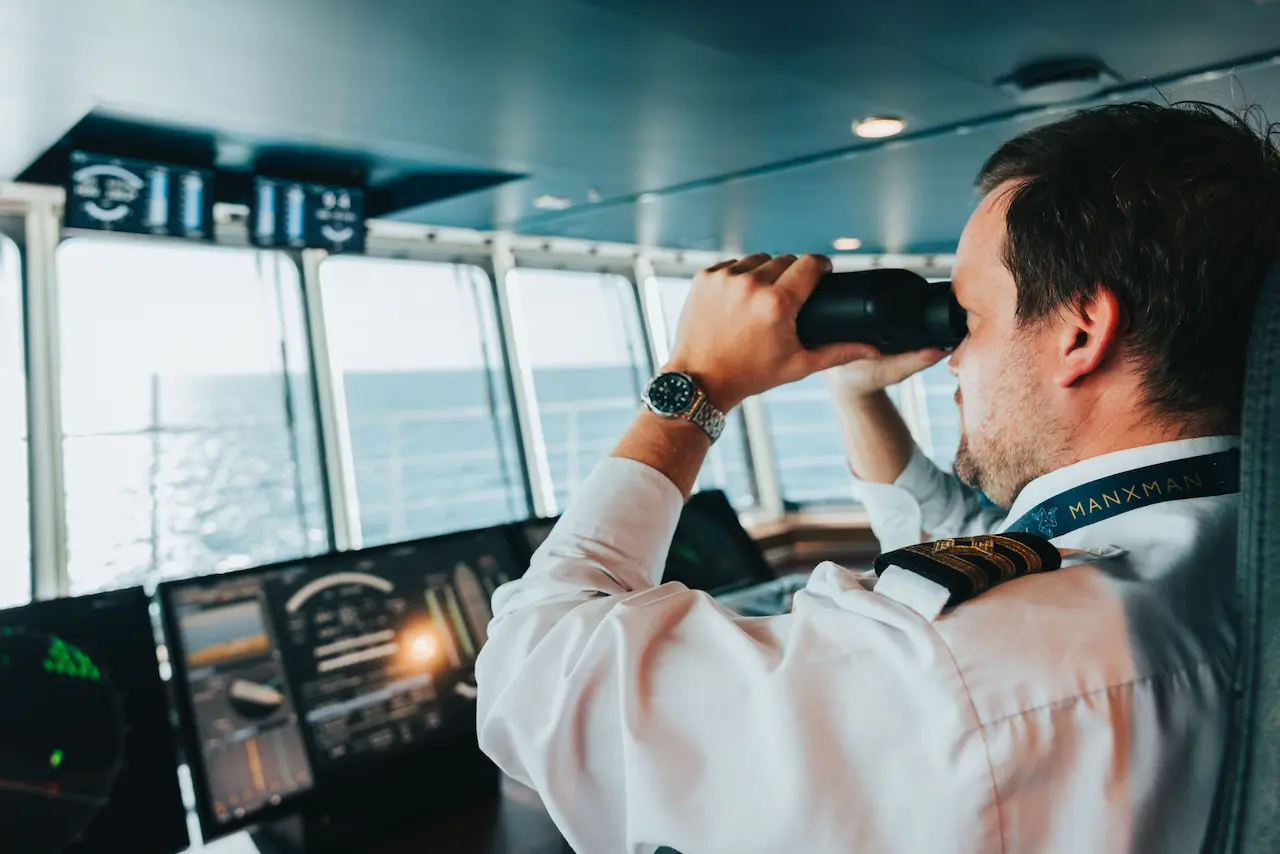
left=826, top=348, right=951, bottom=399
left=823, top=343, right=950, bottom=487
left=664, top=254, right=880, bottom=410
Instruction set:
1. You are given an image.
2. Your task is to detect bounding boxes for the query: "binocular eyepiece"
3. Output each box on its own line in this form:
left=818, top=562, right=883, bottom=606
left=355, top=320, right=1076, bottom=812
left=796, top=268, right=966, bottom=354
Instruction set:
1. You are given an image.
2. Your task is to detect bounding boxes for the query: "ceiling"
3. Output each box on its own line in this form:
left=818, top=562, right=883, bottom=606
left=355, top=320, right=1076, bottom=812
left=2, top=0, right=1278, bottom=254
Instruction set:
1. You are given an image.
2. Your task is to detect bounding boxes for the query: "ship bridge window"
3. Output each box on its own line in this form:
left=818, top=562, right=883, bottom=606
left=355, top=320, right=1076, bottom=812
left=763, top=373, right=858, bottom=507
left=0, top=235, right=28, bottom=607
left=914, top=278, right=962, bottom=471
left=507, top=269, right=650, bottom=512
left=908, top=359, right=961, bottom=471
left=761, top=355, right=962, bottom=509
left=653, top=276, right=757, bottom=508
left=319, top=257, right=527, bottom=546
left=56, top=238, right=328, bottom=594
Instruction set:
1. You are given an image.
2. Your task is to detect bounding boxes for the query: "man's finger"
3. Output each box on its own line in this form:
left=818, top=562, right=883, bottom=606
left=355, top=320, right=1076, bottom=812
left=750, top=254, right=798, bottom=284
left=774, top=254, right=833, bottom=304
left=726, top=253, right=773, bottom=275
left=704, top=258, right=739, bottom=274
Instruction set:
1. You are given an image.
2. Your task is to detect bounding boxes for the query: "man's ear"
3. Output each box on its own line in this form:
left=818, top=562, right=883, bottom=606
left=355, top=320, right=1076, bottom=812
left=1052, top=288, right=1126, bottom=388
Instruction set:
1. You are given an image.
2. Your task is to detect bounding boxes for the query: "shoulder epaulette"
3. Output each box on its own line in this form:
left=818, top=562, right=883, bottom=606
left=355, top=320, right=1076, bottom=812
left=873, top=532, right=1061, bottom=607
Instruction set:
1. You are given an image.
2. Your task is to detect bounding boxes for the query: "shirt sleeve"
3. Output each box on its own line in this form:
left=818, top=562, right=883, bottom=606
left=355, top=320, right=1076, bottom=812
left=851, top=443, right=1009, bottom=551
left=474, top=457, right=987, bottom=854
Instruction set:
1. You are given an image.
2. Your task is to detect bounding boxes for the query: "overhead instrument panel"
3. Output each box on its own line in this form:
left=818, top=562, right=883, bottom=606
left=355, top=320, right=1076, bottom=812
left=250, top=176, right=365, bottom=253
left=0, top=589, right=190, bottom=854
left=65, top=151, right=213, bottom=240
left=159, top=524, right=524, bottom=841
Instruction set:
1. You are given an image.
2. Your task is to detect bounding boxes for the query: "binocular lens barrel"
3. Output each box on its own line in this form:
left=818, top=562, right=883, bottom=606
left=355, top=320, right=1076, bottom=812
left=795, top=268, right=966, bottom=354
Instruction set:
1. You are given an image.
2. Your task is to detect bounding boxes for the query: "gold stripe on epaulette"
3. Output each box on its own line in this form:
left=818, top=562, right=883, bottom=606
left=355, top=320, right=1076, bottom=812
left=995, top=536, right=1044, bottom=573
left=928, top=537, right=1017, bottom=582
left=904, top=544, right=989, bottom=593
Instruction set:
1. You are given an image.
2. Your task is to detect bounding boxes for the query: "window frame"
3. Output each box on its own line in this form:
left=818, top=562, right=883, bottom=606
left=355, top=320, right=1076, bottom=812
left=504, top=261, right=654, bottom=515
left=314, top=252, right=533, bottom=546
left=0, top=216, right=33, bottom=605
left=52, top=230, right=332, bottom=595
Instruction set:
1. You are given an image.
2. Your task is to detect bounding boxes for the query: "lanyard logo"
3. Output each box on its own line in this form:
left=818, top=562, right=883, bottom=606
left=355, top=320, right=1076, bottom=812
left=1004, top=449, right=1240, bottom=540
left=1029, top=507, right=1059, bottom=537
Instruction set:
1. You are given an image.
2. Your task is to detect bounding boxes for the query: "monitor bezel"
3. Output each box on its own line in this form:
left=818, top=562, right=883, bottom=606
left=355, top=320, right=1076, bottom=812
left=679, top=489, right=776, bottom=595
left=0, top=586, right=192, bottom=854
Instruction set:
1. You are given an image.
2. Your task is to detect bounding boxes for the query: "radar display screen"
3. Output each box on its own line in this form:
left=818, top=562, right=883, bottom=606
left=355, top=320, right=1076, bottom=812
left=161, top=525, right=522, bottom=839
left=65, top=151, right=213, bottom=240
left=0, top=589, right=190, bottom=854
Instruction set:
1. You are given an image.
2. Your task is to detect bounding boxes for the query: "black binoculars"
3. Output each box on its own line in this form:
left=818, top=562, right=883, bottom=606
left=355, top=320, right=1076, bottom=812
left=796, top=268, right=966, bottom=354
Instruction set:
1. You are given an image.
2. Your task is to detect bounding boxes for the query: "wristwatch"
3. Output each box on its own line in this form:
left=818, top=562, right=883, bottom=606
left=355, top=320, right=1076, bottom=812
left=642, top=371, right=726, bottom=443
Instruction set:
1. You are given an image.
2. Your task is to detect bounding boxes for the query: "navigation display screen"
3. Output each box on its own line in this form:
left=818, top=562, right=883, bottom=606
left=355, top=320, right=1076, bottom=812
left=65, top=151, right=213, bottom=240
left=250, top=176, right=364, bottom=253
left=161, top=526, right=521, bottom=838
left=0, top=588, right=190, bottom=854
left=168, top=576, right=314, bottom=826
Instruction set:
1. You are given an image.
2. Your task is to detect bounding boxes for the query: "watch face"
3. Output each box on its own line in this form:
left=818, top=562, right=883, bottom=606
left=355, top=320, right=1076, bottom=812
left=646, top=372, right=696, bottom=415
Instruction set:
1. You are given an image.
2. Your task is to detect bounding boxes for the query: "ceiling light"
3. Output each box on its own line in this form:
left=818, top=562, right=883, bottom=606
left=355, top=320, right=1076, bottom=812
left=832, top=237, right=863, bottom=251
left=533, top=195, right=573, bottom=211
left=853, top=117, right=906, bottom=139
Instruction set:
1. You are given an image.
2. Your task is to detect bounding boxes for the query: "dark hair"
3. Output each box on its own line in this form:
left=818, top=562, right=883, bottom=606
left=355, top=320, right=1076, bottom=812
left=977, top=101, right=1280, bottom=432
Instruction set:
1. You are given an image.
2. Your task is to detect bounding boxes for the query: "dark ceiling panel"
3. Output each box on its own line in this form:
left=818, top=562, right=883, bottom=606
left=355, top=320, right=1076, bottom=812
left=518, top=58, right=1280, bottom=255
left=1, top=0, right=1277, bottom=251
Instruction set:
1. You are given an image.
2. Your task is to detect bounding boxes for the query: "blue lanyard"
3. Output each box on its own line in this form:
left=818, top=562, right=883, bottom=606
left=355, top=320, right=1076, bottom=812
left=1003, top=449, right=1240, bottom=539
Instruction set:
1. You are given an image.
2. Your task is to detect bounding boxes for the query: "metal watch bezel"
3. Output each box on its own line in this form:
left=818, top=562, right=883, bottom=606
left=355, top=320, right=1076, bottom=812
left=642, top=371, right=700, bottom=418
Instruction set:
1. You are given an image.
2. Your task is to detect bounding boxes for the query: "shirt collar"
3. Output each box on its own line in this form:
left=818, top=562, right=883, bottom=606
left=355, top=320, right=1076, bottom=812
left=998, top=434, right=1241, bottom=534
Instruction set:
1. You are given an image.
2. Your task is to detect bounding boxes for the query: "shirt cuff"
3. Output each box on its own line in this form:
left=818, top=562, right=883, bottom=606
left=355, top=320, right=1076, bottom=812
left=534, top=456, right=686, bottom=589
left=848, top=444, right=934, bottom=553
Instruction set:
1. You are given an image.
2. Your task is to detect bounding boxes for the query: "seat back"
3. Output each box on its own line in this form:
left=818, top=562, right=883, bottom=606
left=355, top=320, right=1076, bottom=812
left=1206, top=263, right=1280, bottom=853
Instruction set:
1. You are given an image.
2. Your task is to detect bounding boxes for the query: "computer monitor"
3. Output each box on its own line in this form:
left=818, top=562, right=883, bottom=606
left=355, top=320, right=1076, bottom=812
left=0, top=587, right=190, bottom=854
left=159, top=524, right=524, bottom=841
left=662, top=490, right=775, bottom=595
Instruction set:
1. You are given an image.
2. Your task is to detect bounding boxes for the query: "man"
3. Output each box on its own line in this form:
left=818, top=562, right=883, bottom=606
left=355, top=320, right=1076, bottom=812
left=475, top=102, right=1280, bottom=853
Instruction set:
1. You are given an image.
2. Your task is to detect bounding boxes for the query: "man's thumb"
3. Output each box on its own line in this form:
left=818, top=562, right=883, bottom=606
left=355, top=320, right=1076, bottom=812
left=878, top=348, right=950, bottom=383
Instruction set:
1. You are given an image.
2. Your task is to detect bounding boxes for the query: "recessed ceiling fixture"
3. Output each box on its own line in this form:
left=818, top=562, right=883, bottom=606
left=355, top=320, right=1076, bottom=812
left=996, top=57, right=1119, bottom=105
left=833, top=237, right=863, bottom=251
left=533, top=194, right=573, bottom=211
left=852, top=117, right=906, bottom=139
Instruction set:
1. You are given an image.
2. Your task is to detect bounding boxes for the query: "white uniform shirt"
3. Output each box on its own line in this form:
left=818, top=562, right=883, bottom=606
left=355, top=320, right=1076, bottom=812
left=475, top=435, right=1239, bottom=854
